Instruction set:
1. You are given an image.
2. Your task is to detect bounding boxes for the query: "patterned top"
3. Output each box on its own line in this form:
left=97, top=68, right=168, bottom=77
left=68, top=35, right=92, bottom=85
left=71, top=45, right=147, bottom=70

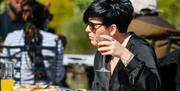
left=1, top=29, right=65, bottom=86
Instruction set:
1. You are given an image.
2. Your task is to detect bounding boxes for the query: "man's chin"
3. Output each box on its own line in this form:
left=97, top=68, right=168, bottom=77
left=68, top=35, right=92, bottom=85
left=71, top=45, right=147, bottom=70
left=91, top=41, right=98, bottom=47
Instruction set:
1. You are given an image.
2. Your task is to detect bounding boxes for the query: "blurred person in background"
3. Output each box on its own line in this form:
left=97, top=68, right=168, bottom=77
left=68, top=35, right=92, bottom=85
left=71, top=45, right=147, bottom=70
left=42, top=2, right=67, bottom=49
left=129, top=1, right=180, bottom=90
left=130, top=0, right=157, bottom=16
left=2, top=0, right=65, bottom=85
left=128, top=0, right=179, bottom=58
left=0, top=0, right=24, bottom=41
left=83, top=0, right=161, bottom=90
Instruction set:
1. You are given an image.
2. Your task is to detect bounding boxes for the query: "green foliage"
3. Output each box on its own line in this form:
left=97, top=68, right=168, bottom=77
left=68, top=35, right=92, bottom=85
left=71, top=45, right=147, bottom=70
left=158, top=0, right=180, bottom=27
left=73, top=0, right=93, bottom=12
left=38, top=0, right=95, bottom=54
left=0, top=0, right=5, bottom=13
left=62, top=13, right=96, bottom=54
left=38, top=0, right=75, bottom=34
left=61, top=0, right=95, bottom=54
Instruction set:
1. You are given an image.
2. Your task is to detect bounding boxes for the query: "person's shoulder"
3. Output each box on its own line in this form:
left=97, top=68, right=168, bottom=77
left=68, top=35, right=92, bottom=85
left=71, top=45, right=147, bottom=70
left=40, top=30, right=58, bottom=40
left=0, top=10, right=8, bottom=18
left=129, top=33, right=148, bottom=45
left=4, top=30, right=23, bottom=44
left=0, top=10, right=6, bottom=15
left=8, top=29, right=23, bottom=35
left=6, top=29, right=23, bottom=39
left=40, top=30, right=57, bottom=36
left=0, top=11, right=6, bottom=20
left=40, top=30, right=62, bottom=46
left=129, top=32, right=152, bottom=50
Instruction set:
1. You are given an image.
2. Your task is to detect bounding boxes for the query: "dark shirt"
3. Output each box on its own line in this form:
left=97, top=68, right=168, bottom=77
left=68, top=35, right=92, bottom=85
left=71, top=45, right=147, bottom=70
left=91, top=32, right=161, bottom=91
left=0, top=11, right=23, bottom=40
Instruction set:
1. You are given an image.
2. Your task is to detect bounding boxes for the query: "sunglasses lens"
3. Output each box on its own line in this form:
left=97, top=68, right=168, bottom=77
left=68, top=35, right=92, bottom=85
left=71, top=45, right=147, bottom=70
left=86, top=22, right=103, bottom=30
left=88, top=23, right=95, bottom=30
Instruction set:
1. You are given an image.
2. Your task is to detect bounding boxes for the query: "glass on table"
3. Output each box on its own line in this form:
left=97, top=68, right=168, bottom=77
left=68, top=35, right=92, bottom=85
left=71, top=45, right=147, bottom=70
left=0, top=61, right=14, bottom=91
left=0, top=61, right=14, bottom=79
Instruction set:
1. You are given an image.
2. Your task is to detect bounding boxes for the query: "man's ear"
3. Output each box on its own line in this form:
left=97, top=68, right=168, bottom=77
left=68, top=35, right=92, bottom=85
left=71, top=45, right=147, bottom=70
left=109, top=24, right=117, bottom=36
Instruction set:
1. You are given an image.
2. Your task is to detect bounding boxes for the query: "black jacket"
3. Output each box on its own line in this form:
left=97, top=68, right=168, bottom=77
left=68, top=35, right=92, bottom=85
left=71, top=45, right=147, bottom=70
left=0, top=11, right=23, bottom=40
left=91, top=33, right=161, bottom=91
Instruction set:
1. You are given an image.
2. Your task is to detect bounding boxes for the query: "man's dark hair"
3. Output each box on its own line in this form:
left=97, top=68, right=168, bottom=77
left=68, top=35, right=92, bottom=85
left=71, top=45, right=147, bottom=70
left=83, top=0, right=134, bottom=32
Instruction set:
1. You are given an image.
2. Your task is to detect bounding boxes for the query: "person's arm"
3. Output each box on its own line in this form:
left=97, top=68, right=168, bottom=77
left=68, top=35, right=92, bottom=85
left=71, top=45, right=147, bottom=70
left=54, top=39, right=65, bottom=84
left=1, top=32, right=12, bottom=56
left=123, top=44, right=161, bottom=91
left=120, top=48, right=134, bottom=67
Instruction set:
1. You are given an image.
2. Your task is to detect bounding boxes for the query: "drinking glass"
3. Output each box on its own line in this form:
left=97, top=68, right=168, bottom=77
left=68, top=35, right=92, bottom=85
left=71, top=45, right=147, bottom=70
left=0, top=61, right=14, bottom=79
left=0, top=61, right=14, bottom=91
left=96, top=36, right=110, bottom=72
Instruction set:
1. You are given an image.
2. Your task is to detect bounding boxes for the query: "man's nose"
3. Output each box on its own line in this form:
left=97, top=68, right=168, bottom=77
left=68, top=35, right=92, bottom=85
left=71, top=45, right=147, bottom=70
left=85, top=26, right=91, bottom=32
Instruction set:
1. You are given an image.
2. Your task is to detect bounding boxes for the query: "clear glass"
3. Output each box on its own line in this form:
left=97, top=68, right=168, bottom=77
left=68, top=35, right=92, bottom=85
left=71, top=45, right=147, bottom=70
left=96, top=36, right=110, bottom=72
left=0, top=61, right=14, bottom=79
left=96, top=55, right=110, bottom=72
left=0, top=61, right=14, bottom=91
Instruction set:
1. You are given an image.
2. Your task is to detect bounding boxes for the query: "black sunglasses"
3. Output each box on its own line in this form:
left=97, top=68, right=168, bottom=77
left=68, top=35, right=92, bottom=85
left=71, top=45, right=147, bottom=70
left=86, top=22, right=103, bottom=30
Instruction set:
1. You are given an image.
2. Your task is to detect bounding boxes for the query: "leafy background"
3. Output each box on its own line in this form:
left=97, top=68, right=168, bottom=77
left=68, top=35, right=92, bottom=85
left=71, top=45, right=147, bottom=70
left=0, top=0, right=179, bottom=54
left=158, top=0, right=180, bottom=27
left=38, top=0, right=96, bottom=54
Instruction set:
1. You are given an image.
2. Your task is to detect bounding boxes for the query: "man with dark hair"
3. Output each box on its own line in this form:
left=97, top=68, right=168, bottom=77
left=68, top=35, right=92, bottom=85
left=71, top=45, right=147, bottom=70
left=83, top=0, right=161, bottom=90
